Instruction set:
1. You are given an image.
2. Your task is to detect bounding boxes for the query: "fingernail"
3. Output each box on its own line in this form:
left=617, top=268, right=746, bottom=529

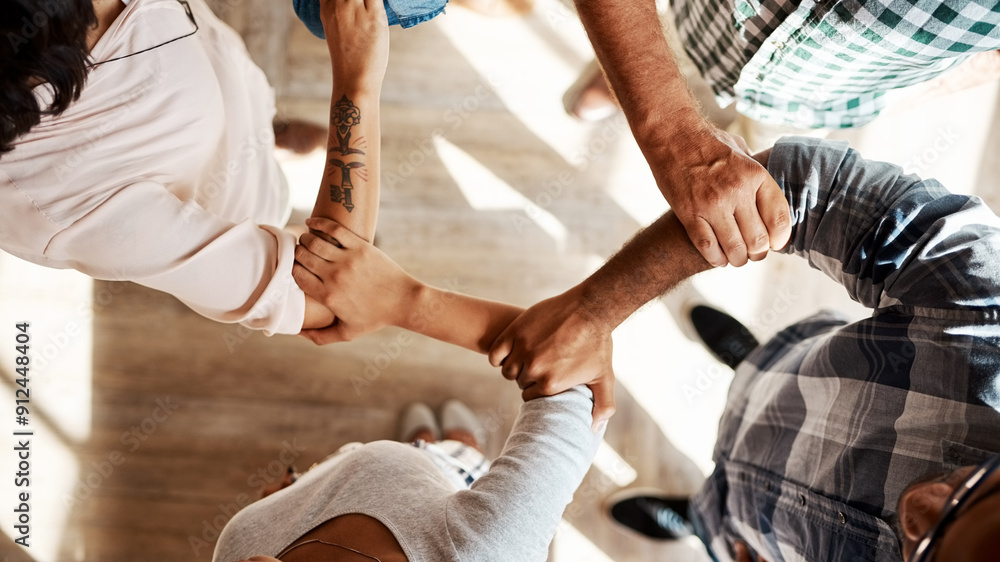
left=592, top=419, right=608, bottom=434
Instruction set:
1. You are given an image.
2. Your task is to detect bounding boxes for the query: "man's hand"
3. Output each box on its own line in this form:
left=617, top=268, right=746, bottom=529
left=321, top=0, right=389, bottom=91
left=488, top=286, right=616, bottom=430
left=653, top=126, right=790, bottom=267
left=570, top=0, right=788, bottom=267
left=294, top=217, right=420, bottom=345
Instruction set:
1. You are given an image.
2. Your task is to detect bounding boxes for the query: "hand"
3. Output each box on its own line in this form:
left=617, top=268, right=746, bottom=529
left=488, top=286, right=616, bottom=430
left=293, top=217, right=420, bottom=344
left=655, top=125, right=790, bottom=267
left=320, top=0, right=389, bottom=90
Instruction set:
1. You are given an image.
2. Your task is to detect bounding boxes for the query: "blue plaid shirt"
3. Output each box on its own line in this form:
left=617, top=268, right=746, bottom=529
left=691, top=137, right=1000, bottom=561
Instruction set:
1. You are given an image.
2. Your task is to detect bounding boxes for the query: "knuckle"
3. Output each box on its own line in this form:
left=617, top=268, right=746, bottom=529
left=724, top=237, right=746, bottom=253
left=695, top=237, right=716, bottom=252
left=304, top=235, right=323, bottom=254
left=748, top=231, right=770, bottom=250
left=539, top=379, right=559, bottom=395
left=768, top=210, right=791, bottom=230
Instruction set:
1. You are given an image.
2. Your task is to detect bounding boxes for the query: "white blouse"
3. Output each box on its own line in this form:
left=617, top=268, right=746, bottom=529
left=0, top=0, right=303, bottom=335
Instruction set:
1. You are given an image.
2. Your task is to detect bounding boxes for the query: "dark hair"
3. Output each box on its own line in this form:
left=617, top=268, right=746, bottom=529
left=1, top=0, right=96, bottom=156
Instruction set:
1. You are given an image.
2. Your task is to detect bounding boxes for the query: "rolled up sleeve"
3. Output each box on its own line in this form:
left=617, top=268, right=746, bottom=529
left=768, top=137, right=1000, bottom=312
left=44, top=181, right=305, bottom=335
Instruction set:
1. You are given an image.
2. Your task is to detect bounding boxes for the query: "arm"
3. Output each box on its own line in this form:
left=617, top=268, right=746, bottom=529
left=293, top=218, right=619, bottom=425
left=43, top=182, right=306, bottom=336
left=299, top=0, right=389, bottom=329
left=767, top=137, right=1000, bottom=310
left=487, top=207, right=714, bottom=426
left=573, top=0, right=790, bottom=266
left=294, top=217, right=524, bottom=352
left=448, top=386, right=602, bottom=561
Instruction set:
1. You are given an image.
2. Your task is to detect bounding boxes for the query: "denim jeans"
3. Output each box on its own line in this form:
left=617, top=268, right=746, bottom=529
left=293, top=0, right=448, bottom=38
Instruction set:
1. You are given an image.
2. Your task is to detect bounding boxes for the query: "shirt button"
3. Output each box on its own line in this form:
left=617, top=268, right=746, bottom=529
left=838, top=511, right=846, bottom=524
left=765, top=482, right=773, bottom=491
left=773, top=41, right=785, bottom=50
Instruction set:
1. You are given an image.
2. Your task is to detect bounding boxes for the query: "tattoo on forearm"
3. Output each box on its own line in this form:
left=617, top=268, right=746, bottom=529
left=330, top=95, right=365, bottom=156
left=330, top=159, right=364, bottom=212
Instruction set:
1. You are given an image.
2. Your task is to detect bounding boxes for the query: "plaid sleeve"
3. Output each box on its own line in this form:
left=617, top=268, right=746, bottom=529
left=768, top=136, right=1000, bottom=312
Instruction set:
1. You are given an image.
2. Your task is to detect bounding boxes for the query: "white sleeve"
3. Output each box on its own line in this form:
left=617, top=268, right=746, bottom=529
left=446, top=386, right=602, bottom=562
left=43, top=181, right=304, bottom=335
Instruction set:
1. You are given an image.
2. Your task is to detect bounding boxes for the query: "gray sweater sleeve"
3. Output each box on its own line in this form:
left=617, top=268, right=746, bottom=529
left=444, top=386, right=602, bottom=562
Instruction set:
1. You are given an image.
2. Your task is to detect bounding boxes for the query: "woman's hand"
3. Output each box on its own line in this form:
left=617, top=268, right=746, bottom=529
left=320, top=0, right=389, bottom=92
left=488, top=286, right=617, bottom=430
left=293, top=217, right=421, bottom=344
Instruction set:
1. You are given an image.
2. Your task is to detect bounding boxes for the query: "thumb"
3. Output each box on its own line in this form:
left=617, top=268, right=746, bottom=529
left=587, top=376, right=616, bottom=434
left=487, top=329, right=513, bottom=368
left=756, top=179, right=791, bottom=252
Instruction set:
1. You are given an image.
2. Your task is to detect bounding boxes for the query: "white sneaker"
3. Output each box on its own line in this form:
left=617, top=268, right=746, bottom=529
left=440, top=400, right=485, bottom=444
left=399, top=403, right=441, bottom=442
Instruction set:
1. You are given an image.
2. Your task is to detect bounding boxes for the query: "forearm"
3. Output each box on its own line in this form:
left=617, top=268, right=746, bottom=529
left=310, top=81, right=381, bottom=242
left=574, top=0, right=706, bottom=150
left=581, top=210, right=713, bottom=329
left=450, top=387, right=600, bottom=559
left=400, top=285, right=524, bottom=354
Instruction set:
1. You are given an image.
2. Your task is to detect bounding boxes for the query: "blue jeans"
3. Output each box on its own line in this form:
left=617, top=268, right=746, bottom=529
left=293, top=0, right=448, bottom=38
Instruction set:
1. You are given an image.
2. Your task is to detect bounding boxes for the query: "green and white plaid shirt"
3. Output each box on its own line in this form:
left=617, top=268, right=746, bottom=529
left=672, top=0, right=1000, bottom=128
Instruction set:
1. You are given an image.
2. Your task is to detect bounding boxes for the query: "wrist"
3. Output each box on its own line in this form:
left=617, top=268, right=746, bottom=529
left=572, top=282, right=617, bottom=335
left=396, top=279, right=429, bottom=331
left=331, top=80, right=382, bottom=100
left=636, top=106, right=711, bottom=156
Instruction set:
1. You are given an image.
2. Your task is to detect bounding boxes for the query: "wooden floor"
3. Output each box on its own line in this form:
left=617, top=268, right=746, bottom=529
left=1, top=0, right=998, bottom=560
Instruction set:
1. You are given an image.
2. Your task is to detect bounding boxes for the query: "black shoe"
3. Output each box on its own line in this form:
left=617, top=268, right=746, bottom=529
left=606, top=491, right=693, bottom=540
left=690, top=305, right=759, bottom=369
